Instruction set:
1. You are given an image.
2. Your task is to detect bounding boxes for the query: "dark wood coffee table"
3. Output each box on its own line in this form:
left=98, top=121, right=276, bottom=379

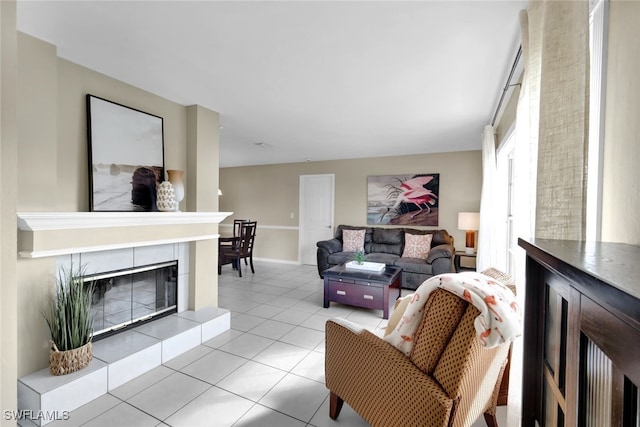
left=323, top=264, right=402, bottom=319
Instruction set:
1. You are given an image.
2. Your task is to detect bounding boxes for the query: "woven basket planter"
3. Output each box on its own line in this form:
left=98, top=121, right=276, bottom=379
left=49, top=340, right=93, bottom=376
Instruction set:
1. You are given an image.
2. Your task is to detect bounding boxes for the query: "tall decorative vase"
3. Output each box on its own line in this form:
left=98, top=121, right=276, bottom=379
left=167, top=170, right=184, bottom=212
left=156, top=181, right=177, bottom=212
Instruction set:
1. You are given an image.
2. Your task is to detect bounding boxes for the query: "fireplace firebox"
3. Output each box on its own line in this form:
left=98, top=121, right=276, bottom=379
left=81, top=261, right=178, bottom=340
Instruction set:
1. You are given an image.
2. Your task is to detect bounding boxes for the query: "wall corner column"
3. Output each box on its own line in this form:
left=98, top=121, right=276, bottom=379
left=186, top=105, right=220, bottom=310
left=1, top=0, right=19, bottom=423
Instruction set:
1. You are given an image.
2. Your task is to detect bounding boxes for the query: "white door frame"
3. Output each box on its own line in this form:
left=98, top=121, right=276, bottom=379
left=298, top=174, right=335, bottom=265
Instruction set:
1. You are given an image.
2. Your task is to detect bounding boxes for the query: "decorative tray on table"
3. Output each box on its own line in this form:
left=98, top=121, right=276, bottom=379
left=345, top=261, right=386, bottom=273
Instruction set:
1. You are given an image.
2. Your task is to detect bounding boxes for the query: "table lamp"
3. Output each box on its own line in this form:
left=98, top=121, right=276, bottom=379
left=458, top=212, right=480, bottom=254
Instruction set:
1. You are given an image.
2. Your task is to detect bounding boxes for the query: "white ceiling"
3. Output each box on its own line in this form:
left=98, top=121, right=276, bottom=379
left=17, top=1, right=525, bottom=168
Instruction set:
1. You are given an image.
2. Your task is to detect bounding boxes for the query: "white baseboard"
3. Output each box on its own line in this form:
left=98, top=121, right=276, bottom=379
left=253, top=257, right=302, bottom=265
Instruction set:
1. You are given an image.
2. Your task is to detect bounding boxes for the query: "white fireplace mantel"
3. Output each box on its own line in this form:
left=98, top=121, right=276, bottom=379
left=17, top=211, right=233, bottom=258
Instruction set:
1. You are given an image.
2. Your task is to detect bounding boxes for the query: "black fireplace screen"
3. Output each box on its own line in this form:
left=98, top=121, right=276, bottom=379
left=82, top=261, right=178, bottom=340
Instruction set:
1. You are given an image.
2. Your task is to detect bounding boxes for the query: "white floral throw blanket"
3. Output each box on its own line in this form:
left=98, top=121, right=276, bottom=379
left=383, top=272, right=522, bottom=356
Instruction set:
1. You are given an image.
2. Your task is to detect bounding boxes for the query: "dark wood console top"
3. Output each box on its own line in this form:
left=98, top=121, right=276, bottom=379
left=518, top=237, right=640, bottom=426
left=518, top=238, right=640, bottom=300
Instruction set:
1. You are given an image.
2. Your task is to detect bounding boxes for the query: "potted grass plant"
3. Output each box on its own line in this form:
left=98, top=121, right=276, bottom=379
left=43, top=264, right=95, bottom=376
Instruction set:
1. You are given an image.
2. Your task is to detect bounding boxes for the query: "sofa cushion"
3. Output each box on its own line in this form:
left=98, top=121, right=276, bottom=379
left=430, top=230, right=453, bottom=246
left=402, top=233, right=433, bottom=259
left=317, top=238, right=342, bottom=253
left=369, top=228, right=403, bottom=256
left=425, top=245, right=454, bottom=264
left=365, top=253, right=400, bottom=265
left=394, top=257, right=433, bottom=275
left=327, top=252, right=357, bottom=266
left=343, top=229, right=365, bottom=252
left=402, top=271, right=430, bottom=291
left=373, top=228, right=403, bottom=245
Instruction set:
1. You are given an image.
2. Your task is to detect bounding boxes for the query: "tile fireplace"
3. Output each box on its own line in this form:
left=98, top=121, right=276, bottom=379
left=16, top=211, right=233, bottom=425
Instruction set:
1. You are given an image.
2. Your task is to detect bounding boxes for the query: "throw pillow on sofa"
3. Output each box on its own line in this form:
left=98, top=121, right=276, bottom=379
left=402, top=233, right=433, bottom=259
left=343, top=229, right=366, bottom=252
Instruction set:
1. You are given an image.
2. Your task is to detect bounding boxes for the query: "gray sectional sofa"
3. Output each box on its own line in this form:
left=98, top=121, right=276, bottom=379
left=316, top=225, right=455, bottom=290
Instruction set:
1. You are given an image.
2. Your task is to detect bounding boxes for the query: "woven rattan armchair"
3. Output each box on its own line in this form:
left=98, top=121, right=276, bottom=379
left=325, top=287, right=512, bottom=427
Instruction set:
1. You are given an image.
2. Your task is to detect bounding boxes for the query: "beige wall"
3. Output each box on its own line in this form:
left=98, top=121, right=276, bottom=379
left=18, top=34, right=58, bottom=210
left=601, top=0, right=640, bottom=245
left=1, top=0, right=18, bottom=423
left=14, top=33, right=219, bottom=377
left=17, top=32, right=190, bottom=213
left=56, top=58, right=188, bottom=211
left=220, top=150, right=482, bottom=262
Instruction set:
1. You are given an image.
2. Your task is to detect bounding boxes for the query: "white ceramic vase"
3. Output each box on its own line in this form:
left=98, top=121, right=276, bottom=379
left=156, top=181, right=177, bottom=212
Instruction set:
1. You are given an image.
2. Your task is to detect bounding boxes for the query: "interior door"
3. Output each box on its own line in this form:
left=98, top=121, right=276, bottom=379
left=299, top=174, right=335, bottom=265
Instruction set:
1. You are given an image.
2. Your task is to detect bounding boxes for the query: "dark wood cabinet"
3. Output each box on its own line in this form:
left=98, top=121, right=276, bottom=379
left=519, top=238, right=640, bottom=426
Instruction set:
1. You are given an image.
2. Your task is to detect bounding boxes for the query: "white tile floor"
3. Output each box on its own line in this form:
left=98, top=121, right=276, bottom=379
left=43, top=261, right=521, bottom=427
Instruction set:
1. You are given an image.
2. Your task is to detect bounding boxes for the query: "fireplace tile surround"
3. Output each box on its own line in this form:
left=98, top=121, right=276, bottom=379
left=18, top=307, right=230, bottom=426
left=17, top=210, right=231, bottom=326
left=16, top=211, right=232, bottom=426
left=58, top=243, right=190, bottom=314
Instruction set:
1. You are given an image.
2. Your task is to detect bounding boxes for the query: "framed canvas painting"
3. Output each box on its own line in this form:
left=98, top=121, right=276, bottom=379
left=87, top=95, right=165, bottom=212
left=367, top=174, right=439, bottom=226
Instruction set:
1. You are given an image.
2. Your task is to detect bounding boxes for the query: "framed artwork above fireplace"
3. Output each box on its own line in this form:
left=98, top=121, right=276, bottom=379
left=86, top=94, right=165, bottom=212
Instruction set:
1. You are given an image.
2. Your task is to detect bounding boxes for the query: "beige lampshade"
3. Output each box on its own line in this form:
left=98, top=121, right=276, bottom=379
left=458, top=212, right=480, bottom=254
left=458, top=212, right=480, bottom=231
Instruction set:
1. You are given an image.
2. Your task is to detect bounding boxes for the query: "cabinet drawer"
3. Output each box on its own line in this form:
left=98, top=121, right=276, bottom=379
left=328, top=281, right=384, bottom=310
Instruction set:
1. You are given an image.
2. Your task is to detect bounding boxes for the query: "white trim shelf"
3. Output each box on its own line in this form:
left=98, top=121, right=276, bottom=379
left=18, top=211, right=232, bottom=230
left=17, top=211, right=233, bottom=258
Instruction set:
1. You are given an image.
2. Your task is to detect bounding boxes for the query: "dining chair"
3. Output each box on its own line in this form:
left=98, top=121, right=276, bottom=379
left=233, top=219, right=250, bottom=238
left=219, top=219, right=250, bottom=250
left=218, top=221, right=257, bottom=277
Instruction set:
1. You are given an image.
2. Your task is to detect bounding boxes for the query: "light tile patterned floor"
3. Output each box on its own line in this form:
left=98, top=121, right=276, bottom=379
left=42, top=261, right=520, bottom=427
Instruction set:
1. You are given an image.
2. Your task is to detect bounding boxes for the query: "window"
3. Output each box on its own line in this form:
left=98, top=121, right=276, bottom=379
left=497, top=131, right=516, bottom=276
left=586, top=0, right=608, bottom=241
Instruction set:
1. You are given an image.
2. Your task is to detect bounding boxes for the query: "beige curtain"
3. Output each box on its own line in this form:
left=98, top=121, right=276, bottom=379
left=512, top=9, right=537, bottom=289
left=512, top=0, right=590, bottom=289
left=524, top=0, right=590, bottom=240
